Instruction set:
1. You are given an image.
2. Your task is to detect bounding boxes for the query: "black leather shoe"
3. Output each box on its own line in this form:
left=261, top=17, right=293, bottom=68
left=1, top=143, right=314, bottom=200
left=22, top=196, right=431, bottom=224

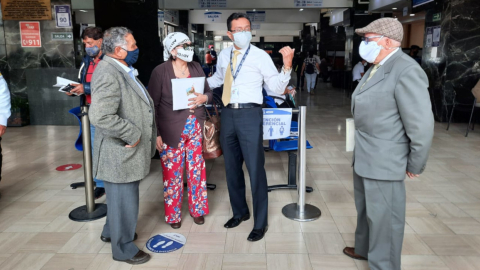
left=101, top=233, right=138, bottom=243
left=247, top=226, right=268, bottom=242
left=94, top=187, right=106, bottom=199
left=224, top=214, right=250, bottom=229
left=113, top=250, right=150, bottom=265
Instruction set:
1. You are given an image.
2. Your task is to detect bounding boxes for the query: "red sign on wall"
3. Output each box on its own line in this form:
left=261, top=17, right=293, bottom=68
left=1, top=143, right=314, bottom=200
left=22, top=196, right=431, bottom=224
left=20, top=21, right=41, bottom=47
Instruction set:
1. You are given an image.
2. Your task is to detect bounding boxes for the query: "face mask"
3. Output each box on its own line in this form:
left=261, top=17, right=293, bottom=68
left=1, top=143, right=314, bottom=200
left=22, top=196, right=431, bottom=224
left=123, top=48, right=139, bottom=66
left=233, top=31, right=252, bottom=49
left=85, top=45, right=100, bottom=57
left=174, top=47, right=194, bottom=62
left=363, top=62, right=368, bottom=67
left=359, top=37, right=383, bottom=63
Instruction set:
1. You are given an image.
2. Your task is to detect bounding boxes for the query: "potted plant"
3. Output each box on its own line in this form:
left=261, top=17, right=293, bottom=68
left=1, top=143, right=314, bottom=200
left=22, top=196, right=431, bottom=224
left=7, top=95, right=30, bottom=127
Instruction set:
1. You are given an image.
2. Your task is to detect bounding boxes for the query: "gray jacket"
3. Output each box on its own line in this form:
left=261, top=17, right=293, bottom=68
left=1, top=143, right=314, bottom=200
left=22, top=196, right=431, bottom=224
left=351, top=50, right=434, bottom=181
left=90, top=56, right=156, bottom=183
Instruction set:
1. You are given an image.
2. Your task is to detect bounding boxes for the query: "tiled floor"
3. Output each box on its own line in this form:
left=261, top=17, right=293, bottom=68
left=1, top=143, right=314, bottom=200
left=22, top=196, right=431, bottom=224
left=1, top=82, right=480, bottom=269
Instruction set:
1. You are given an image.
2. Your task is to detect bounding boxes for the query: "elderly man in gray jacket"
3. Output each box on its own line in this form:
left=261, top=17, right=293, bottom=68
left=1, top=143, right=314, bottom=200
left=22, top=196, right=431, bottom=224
left=342, top=18, right=434, bottom=270
left=90, top=27, right=156, bottom=265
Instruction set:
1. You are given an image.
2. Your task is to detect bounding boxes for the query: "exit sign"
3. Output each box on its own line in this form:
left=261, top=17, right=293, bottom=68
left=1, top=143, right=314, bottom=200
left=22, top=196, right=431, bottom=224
left=433, top=13, right=442, bottom=22
left=52, top=32, right=73, bottom=40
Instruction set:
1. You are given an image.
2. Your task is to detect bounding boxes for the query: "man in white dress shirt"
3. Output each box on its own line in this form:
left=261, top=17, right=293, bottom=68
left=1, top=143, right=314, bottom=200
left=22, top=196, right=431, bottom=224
left=0, top=73, right=11, bottom=183
left=207, top=13, right=294, bottom=242
left=352, top=60, right=367, bottom=90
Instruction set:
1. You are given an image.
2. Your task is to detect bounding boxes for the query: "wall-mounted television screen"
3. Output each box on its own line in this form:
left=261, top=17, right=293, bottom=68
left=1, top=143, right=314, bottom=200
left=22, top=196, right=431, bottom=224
left=413, top=0, right=435, bottom=8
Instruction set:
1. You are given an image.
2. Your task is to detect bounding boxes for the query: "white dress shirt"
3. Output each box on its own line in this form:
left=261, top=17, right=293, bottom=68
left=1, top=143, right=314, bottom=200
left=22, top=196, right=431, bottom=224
left=264, top=83, right=286, bottom=105
left=352, top=62, right=365, bottom=82
left=207, top=44, right=291, bottom=105
left=0, top=73, right=11, bottom=126
left=379, top=48, right=399, bottom=66
left=112, top=59, right=148, bottom=100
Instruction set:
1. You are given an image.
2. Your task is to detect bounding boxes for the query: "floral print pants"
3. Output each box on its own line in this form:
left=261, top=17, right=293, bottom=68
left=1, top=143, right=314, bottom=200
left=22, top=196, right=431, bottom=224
left=160, top=116, right=209, bottom=224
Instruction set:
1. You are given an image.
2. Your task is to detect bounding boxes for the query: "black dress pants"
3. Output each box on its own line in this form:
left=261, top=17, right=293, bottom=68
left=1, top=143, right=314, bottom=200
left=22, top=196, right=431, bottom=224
left=220, top=107, right=268, bottom=229
left=0, top=137, right=2, bottom=182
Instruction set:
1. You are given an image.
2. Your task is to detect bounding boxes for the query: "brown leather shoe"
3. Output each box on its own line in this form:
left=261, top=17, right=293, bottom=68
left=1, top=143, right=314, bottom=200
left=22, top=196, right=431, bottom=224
left=170, top=221, right=182, bottom=229
left=193, top=216, right=205, bottom=225
left=113, top=250, right=150, bottom=265
left=343, top=247, right=367, bottom=260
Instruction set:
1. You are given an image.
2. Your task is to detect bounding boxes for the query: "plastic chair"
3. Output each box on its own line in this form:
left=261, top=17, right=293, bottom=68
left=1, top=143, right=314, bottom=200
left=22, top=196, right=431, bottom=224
left=446, top=90, right=480, bottom=137
left=69, top=107, right=83, bottom=151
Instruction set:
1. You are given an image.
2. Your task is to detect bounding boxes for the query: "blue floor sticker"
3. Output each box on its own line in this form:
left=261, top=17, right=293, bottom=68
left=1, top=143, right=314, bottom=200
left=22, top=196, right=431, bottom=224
left=146, top=233, right=186, bottom=253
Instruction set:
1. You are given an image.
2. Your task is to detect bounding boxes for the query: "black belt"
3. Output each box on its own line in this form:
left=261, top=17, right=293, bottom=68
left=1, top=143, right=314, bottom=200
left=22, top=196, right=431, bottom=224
left=226, top=103, right=261, bottom=109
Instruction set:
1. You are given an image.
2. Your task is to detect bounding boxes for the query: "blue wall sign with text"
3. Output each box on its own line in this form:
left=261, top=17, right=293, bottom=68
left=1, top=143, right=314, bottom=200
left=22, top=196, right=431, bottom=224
left=146, top=233, right=186, bottom=253
left=263, top=108, right=293, bottom=140
left=55, top=5, right=72, bottom=28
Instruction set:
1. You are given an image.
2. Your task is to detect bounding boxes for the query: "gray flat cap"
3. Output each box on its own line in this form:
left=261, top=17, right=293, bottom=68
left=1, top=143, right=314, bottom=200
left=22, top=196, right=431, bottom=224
left=355, top=18, right=404, bottom=43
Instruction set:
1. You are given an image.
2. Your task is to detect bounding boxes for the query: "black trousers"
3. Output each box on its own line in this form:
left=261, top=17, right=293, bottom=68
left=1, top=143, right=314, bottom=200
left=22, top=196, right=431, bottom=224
left=220, top=107, right=268, bottom=229
left=295, top=71, right=304, bottom=89
left=0, top=137, right=2, bottom=182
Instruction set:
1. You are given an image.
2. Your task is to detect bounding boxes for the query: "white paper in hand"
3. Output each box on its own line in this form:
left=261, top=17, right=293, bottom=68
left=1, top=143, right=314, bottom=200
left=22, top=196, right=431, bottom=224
left=346, top=118, right=355, bottom=152
left=53, top=77, right=83, bottom=95
left=171, top=77, right=205, bottom=110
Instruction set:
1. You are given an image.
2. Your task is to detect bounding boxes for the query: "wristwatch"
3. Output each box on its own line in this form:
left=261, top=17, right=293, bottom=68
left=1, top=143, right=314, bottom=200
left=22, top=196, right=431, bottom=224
left=282, top=65, right=292, bottom=73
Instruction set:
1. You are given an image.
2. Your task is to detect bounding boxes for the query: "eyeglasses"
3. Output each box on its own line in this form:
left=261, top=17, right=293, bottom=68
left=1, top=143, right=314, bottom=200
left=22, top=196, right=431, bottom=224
left=230, top=27, right=251, bottom=34
left=177, top=44, right=194, bottom=50
left=361, top=35, right=383, bottom=45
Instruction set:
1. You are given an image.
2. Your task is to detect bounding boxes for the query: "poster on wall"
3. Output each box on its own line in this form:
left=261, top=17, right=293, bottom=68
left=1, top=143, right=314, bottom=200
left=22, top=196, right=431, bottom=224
left=425, top=27, right=432, bottom=47
left=20, top=21, right=41, bottom=48
left=432, top=26, right=441, bottom=47
left=204, top=11, right=222, bottom=22
left=55, top=5, right=72, bottom=28
left=246, top=11, right=266, bottom=22
left=1, top=0, right=51, bottom=20
left=198, top=0, right=227, bottom=8
left=294, top=0, right=323, bottom=7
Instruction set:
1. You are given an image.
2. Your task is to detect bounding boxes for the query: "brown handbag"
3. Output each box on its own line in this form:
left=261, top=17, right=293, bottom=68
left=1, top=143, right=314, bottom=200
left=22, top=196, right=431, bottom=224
left=203, top=103, right=222, bottom=159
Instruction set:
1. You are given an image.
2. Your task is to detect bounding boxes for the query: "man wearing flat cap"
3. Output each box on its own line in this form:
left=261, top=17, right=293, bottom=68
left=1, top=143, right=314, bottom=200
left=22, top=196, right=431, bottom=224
left=343, top=18, right=434, bottom=270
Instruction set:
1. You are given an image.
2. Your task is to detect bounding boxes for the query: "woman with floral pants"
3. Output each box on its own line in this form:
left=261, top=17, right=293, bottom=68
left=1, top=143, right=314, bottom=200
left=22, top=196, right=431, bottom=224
left=160, top=116, right=209, bottom=227
left=147, top=32, right=213, bottom=229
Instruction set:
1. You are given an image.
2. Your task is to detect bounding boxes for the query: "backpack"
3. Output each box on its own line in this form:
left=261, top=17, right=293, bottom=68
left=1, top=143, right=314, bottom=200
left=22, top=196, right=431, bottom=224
left=306, top=59, right=315, bottom=74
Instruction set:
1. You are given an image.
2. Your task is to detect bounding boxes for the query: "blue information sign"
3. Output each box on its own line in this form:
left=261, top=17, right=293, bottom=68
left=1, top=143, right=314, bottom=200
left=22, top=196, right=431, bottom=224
left=146, top=233, right=186, bottom=253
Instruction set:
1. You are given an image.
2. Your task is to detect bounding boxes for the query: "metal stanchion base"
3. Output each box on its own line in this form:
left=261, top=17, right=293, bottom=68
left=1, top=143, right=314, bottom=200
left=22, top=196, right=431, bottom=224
left=69, top=203, right=107, bottom=222
left=70, top=182, right=85, bottom=189
left=268, top=185, right=314, bottom=193
left=282, top=203, right=321, bottom=222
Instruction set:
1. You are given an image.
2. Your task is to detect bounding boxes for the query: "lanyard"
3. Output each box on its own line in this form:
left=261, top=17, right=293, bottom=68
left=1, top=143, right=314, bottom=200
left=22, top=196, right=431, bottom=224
left=230, top=45, right=250, bottom=82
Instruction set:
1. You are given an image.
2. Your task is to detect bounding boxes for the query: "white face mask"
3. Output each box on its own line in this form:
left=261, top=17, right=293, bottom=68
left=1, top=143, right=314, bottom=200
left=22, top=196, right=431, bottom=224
left=363, top=62, right=368, bottom=67
left=359, top=37, right=383, bottom=63
left=233, top=31, right=252, bottom=49
left=174, top=47, right=194, bottom=62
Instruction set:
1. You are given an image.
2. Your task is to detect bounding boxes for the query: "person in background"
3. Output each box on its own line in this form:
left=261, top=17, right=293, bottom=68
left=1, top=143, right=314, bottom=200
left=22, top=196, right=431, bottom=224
left=205, top=51, right=213, bottom=75
left=210, top=45, right=217, bottom=65
left=344, top=18, right=434, bottom=270
left=313, top=51, right=321, bottom=88
left=352, top=59, right=367, bottom=90
left=293, top=52, right=305, bottom=91
left=301, top=51, right=320, bottom=95
left=66, top=27, right=106, bottom=199
left=0, top=72, right=11, bottom=184
left=90, top=27, right=155, bottom=265
left=148, top=32, right=212, bottom=229
left=320, top=57, right=330, bottom=82
left=207, top=13, right=294, bottom=242
left=409, top=45, right=422, bottom=65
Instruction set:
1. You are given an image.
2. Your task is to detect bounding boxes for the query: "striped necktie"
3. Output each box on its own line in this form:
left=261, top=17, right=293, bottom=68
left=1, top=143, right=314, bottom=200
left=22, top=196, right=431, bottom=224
left=362, top=64, right=380, bottom=89
left=222, top=50, right=241, bottom=106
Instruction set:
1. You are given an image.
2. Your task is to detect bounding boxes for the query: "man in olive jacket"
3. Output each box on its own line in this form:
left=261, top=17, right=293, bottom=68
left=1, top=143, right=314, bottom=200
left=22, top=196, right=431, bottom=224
left=90, top=27, right=156, bottom=265
left=342, top=18, right=434, bottom=270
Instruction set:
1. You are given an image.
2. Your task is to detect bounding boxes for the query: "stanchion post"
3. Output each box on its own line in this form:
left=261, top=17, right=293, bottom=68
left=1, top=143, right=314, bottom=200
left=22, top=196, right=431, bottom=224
left=282, top=106, right=321, bottom=222
left=69, top=105, right=107, bottom=222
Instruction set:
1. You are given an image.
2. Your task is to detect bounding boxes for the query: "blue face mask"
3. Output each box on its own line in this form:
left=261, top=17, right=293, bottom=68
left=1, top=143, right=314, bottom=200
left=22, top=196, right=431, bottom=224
left=122, top=48, right=139, bottom=66
left=85, top=45, right=100, bottom=57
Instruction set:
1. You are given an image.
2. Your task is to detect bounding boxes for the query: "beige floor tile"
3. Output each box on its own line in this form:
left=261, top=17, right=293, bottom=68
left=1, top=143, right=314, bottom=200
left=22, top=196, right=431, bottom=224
left=267, top=215, right=302, bottom=233
left=299, top=217, right=340, bottom=233
left=225, top=233, right=265, bottom=254
left=0, top=232, right=37, bottom=253
left=17, top=232, right=75, bottom=253
left=57, top=232, right=106, bottom=254
left=309, top=255, right=357, bottom=270
left=174, top=253, right=223, bottom=270
left=406, top=217, right=455, bottom=235
left=26, top=201, right=75, bottom=217
left=456, top=203, right=480, bottom=218
left=401, top=255, right=450, bottom=269
left=267, top=254, right=312, bottom=270
left=440, top=256, right=480, bottom=270
left=0, top=215, right=23, bottom=232
left=320, top=190, right=354, bottom=204
left=402, top=234, right=435, bottom=255
left=0, top=202, right=42, bottom=216
left=189, top=215, right=228, bottom=233
left=332, top=216, right=357, bottom=234
left=304, top=233, right=345, bottom=254
left=41, top=216, right=85, bottom=233
left=182, top=232, right=226, bottom=253
left=420, top=235, right=480, bottom=256
left=440, top=217, right=480, bottom=234
left=4, top=216, right=57, bottom=232
left=130, top=254, right=180, bottom=269
left=0, top=253, right=54, bottom=270
left=265, top=233, right=307, bottom=254
left=222, top=254, right=267, bottom=270
left=422, top=203, right=470, bottom=218
left=40, top=254, right=96, bottom=270
left=327, top=203, right=357, bottom=217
